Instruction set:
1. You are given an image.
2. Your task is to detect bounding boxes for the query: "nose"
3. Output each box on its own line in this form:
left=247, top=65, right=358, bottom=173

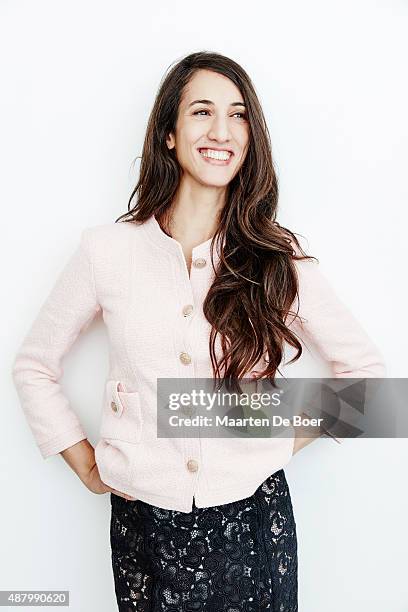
left=207, top=114, right=232, bottom=144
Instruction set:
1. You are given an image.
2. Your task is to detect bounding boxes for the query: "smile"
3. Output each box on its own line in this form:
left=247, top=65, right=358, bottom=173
left=198, top=148, right=233, bottom=165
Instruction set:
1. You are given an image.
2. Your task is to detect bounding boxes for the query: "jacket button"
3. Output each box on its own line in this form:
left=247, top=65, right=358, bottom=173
left=111, top=400, right=118, bottom=412
left=193, top=257, right=207, bottom=269
left=182, top=405, right=193, bottom=416
left=187, top=459, right=198, bottom=472
left=179, top=352, right=192, bottom=365
left=182, top=304, right=194, bottom=317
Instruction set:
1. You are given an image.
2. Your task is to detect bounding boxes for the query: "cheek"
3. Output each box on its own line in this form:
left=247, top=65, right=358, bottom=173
left=216, top=125, right=246, bottom=160
left=236, top=127, right=250, bottom=149
left=178, top=123, right=203, bottom=148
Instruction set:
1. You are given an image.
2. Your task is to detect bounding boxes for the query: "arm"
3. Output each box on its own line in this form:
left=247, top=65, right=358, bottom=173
left=289, top=251, right=387, bottom=449
left=11, top=228, right=101, bottom=460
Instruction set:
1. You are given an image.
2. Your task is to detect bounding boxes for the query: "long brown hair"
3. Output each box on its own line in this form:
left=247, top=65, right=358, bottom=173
left=115, top=51, right=317, bottom=393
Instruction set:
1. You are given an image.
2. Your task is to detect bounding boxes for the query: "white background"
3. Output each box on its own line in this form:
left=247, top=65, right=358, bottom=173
left=1, top=0, right=407, bottom=610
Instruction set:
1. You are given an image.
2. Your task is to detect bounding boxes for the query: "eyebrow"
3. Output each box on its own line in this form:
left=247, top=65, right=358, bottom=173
left=188, top=99, right=246, bottom=108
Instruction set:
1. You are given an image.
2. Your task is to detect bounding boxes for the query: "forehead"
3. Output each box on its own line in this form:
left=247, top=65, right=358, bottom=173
left=181, top=69, right=244, bottom=106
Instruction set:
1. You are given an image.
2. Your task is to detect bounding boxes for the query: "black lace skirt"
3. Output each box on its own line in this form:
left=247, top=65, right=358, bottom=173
left=110, top=469, right=298, bottom=611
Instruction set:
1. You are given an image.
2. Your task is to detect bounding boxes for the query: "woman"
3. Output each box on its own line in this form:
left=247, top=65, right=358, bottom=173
left=12, top=51, right=386, bottom=611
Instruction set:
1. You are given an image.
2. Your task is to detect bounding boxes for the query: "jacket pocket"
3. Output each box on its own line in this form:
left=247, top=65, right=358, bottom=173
left=100, top=380, right=143, bottom=444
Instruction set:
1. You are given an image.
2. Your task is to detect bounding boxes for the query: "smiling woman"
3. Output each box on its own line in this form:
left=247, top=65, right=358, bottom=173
left=164, top=68, right=251, bottom=186
left=11, top=49, right=386, bottom=612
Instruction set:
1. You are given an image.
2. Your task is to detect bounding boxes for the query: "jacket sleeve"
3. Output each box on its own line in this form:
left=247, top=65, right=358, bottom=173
left=11, top=228, right=102, bottom=459
left=289, top=253, right=387, bottom=444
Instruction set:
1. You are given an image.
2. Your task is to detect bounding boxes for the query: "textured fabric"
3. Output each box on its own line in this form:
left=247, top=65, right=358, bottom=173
left=110, top=468, right=297, bottom=611
left=11, top=214, right=386, bottom=511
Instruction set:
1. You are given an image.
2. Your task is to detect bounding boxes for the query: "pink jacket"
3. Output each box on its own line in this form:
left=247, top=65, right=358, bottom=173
left=11, top=215, right=386, bottom=512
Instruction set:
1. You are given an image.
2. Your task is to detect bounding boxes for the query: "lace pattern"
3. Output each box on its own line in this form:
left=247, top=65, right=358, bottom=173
left=110, top=469, right=298, bottom=611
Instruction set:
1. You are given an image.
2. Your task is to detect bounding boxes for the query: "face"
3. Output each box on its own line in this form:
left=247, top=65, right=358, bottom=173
left=166, top=69, right=250, bottom=188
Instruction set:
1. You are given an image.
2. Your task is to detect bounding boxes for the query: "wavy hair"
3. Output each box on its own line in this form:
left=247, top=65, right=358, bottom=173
left=116, top=50, right=317, bottom=393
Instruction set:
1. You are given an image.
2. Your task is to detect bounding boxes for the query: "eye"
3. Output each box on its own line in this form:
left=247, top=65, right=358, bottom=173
left=193, top=109, right=247, bottom=120
left=233, top=112, right=247, bottom=120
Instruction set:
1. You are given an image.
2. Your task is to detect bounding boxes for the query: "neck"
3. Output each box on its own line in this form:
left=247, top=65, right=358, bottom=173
left=158, top=178, right=225, bottom=242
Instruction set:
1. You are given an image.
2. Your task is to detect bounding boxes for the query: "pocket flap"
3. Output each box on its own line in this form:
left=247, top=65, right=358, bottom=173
left=101, top=379, right=143, bottom=443
left=105, top=380, right=125, bottom=418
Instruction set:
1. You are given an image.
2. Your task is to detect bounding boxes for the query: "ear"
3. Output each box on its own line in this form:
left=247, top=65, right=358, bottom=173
left=166, top=132, right=176, bottom=150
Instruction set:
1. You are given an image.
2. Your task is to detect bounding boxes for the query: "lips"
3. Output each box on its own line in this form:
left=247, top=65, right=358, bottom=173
left=198, top=147, right=234, bottom=156
left=197, top=148, right=233, bottom=165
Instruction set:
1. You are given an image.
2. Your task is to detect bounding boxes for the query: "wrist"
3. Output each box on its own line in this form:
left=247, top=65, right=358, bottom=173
left=60, top=439, right=96, bottom=482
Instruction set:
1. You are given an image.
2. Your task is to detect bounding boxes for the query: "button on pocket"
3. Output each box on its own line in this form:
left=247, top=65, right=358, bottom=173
left=100, top=380, right=143, bottom=444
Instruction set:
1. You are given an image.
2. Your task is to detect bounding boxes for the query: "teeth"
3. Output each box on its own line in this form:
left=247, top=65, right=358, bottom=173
left=199, top=148, right=231, bottom=161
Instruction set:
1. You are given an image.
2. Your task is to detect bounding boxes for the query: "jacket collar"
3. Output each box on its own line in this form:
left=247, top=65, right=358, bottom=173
left=142, top=213, right=224, bottom=259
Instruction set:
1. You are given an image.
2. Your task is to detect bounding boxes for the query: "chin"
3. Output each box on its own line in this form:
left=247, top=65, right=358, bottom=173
left=200, top=179, right=231, bottom=188
left=197, top=173, right=232, bottom=188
